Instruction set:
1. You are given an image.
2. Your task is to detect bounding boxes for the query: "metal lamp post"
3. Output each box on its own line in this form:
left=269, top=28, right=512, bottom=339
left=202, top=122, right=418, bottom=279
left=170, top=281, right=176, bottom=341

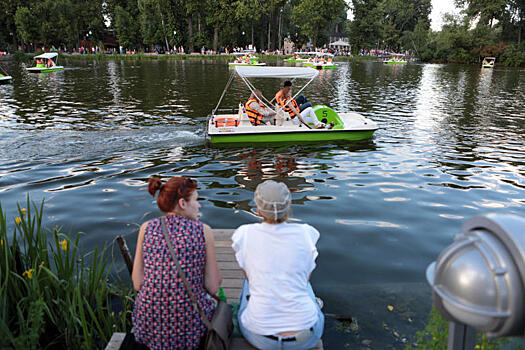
left=426, top=213, right=525, bottom=350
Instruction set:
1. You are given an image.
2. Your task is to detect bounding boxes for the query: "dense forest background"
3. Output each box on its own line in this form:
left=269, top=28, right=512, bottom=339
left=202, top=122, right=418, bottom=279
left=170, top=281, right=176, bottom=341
left=1, top=0, right=524, bottom=65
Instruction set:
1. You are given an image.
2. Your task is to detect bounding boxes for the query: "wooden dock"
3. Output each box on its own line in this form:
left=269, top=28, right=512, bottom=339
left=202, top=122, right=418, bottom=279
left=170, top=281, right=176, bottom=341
left=107, top=229, right=322, bottom=350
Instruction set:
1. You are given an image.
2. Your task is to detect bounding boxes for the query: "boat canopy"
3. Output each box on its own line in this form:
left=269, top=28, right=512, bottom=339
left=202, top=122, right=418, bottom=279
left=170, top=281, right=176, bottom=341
left=235, top=66, right=319, bottom=79
left=34, top=52, right=58, bottom=59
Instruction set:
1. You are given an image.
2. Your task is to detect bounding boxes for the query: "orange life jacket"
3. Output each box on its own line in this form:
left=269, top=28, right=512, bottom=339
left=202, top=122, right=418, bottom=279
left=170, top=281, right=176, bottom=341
left=279, top=96, right=299, bottom=118
left=245, top=98, right=265, bottom=125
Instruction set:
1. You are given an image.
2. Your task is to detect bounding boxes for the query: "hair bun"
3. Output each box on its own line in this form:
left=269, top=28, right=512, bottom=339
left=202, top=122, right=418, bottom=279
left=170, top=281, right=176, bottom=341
left=148, top=177, right=163, bottom=196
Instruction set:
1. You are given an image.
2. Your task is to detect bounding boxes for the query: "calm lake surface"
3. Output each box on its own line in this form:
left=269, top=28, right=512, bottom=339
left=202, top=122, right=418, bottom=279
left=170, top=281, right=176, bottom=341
left=1, top=58, right=524, bottom=348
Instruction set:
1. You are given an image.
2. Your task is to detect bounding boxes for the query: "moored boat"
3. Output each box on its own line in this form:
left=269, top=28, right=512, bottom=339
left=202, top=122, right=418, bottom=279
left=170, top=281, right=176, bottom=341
left=481, top=57, right=495, bottom=68
left=0, top=66, right=12, bottom=84
left=302, top=53, right=337, bottom=69
left=26, top=53, right=64, bottom=73
left=228, top=52, right=266, bottom=66
left=207, top=66, right=377, bottom=144
left=383, top=54, right=408, bottom=64
left=283, top=51, right=316, bottom=63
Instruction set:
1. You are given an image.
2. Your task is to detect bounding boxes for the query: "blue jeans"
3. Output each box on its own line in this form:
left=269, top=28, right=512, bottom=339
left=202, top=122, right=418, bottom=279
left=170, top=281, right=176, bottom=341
left=238, top=279, right=324, bottom=350
left=294, top=94, right=313, bottom=112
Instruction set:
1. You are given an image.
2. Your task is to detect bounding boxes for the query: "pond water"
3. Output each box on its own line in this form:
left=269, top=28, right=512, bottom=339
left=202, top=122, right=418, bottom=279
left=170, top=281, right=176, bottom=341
left=1, top=58, right=524, bottom=348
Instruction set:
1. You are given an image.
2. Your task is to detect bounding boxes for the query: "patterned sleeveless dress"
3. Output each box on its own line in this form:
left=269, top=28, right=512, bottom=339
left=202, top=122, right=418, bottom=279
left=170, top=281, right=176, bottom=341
left=132, top=215, right=216, bottom=350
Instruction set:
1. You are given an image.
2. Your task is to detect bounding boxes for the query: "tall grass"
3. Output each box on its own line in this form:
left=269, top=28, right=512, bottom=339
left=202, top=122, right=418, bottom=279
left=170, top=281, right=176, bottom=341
left=0, top=198, right=133, bottom=349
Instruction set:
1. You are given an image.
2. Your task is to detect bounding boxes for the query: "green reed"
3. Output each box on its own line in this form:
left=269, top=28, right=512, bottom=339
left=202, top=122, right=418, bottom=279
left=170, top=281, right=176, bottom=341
left=0, top=198, right=133, bottom=349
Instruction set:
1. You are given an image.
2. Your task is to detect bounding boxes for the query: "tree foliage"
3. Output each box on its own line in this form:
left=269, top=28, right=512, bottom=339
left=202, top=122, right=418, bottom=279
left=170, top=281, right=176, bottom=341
left=348, top=0, right=525, bottom=65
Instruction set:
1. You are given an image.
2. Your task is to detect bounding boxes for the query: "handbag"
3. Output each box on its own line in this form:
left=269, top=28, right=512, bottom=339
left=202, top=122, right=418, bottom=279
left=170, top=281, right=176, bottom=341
left=161, top=218, right=233, bottom=350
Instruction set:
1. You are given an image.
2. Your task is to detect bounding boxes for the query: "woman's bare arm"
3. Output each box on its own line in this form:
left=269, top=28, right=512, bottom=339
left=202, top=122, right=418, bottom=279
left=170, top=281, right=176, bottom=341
left=202, top=223, right=222, bottom=295
left=131, top=222, right=148, bottom=291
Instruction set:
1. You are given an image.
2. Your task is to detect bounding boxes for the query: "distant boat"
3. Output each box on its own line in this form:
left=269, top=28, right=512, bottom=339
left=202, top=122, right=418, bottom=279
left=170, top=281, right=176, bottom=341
left=26, top=52, right=64, bottom=73
left=228, top=53, right=266, bottom=66
left=482, top=57, right=495, bottom=68
left=0, top=66, right=12, bottom=84
left=302, top=53, right=337, bottom=70
left=283, top=51, right=317, bottom=63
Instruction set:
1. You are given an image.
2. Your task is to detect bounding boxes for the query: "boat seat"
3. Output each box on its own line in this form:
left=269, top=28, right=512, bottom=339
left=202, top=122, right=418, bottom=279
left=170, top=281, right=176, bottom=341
left=274, top=104, right=295, bottom=127
left=238, top=104, right=253, bottom=127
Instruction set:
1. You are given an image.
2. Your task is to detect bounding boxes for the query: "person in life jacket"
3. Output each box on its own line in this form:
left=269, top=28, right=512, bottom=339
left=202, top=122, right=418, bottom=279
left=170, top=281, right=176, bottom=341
left=245, top=89, right=276, bottom=126
left=274, top=81, right=328, bottom=129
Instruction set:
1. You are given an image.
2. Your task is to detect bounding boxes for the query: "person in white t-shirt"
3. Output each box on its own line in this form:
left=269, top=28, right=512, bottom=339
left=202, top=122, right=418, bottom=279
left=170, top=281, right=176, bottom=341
left=231, top=180, right=324, bottom=349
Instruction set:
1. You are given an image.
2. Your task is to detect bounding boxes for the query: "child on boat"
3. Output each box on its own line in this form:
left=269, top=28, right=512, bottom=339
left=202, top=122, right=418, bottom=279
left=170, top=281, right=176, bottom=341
left=232, top=180, right=324, bottom=349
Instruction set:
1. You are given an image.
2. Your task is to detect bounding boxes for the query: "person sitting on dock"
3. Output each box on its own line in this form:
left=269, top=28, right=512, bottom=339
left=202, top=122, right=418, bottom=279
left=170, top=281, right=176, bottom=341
left=232, top=180, right=324, bottom=349
left=131, top=176, right=222, bottom=350
left=275, top=81, right=328, bottom=129
left=245, top=89, right=276, bottom=126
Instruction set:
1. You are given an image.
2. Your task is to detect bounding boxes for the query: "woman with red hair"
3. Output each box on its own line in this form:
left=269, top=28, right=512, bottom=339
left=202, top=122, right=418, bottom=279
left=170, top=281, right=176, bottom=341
left=131, top=176, right=222, bottom=350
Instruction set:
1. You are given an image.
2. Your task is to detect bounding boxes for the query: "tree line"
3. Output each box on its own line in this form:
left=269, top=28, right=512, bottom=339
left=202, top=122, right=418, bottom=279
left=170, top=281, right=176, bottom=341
left=1, top=0, right=524, bottom=66
left=0, top=0, right=348, bottom=53
left=349, top=0, right=525, bottom=66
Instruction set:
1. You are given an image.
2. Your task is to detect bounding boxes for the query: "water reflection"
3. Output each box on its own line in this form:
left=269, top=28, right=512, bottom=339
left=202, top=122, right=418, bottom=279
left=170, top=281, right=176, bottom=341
left=0, top=59, right=523, bottom=349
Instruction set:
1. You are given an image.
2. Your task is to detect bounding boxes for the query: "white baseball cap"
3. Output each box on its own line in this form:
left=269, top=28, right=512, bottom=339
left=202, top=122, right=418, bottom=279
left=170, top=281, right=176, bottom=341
left=254, top=180, right=291, bottom=221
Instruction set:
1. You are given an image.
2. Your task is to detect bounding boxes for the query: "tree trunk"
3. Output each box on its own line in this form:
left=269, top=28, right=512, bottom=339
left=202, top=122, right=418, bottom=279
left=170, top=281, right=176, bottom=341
left=213, top=27, right=219, bottom=52
left=161, top=14, right=169, bottom=52
left=260, top=20, right=265, bottom=51
left=198, top=12, right=201, bottom=34
left=187, top=14, right=193, bottom=53
left=267, top=16, right=271, bottom=51
left=272, top=7, right=279, bottom=50
left=251, top=23, right=254, bottom=46
left=518, top=22, right=522, bottom=45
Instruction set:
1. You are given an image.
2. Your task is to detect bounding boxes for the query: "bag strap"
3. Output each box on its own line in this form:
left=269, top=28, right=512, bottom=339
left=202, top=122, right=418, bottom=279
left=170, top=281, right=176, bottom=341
left=161, top=217, right=212, bottom=329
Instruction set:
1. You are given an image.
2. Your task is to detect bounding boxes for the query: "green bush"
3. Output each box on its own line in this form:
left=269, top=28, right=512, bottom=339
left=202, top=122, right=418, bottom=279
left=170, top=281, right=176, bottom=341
left=0, top=198, right=134, bottom=349
left=499, top=45, right=525, bottom=67
left=406, top=307, right=519, bottom=349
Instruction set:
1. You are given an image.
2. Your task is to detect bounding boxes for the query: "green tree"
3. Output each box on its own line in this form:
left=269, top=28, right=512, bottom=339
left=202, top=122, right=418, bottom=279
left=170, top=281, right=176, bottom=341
left=14, top=7, right=40, bottom=51
left=381, top=0, right=431, bottom=50
left=37, top=0, right=78, bottom=49
left=292, top=0, right=347, bottom=47
left=207, top=0, right=236, bottom=52
left=455, top=0, right=507, bottom=27
left=348, top=0, right=383, bottom=53
left=114, top=5, right=141, bottom=49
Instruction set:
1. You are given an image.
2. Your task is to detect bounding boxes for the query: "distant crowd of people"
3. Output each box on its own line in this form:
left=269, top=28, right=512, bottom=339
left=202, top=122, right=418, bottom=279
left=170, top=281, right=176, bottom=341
left=360, top=48, right=412, bottom=57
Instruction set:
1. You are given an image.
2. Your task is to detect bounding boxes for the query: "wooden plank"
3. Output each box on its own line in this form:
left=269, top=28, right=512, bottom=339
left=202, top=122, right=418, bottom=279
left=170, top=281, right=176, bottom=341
left=217, top=261, right=242, bottom=270
left=216, top=253, right=238, bottom=262
left=219, top=270, right=243, bottom=278
left=105, top=332, right=125, bottom=350
left=214, top=229, right=235, bottom=241
left=214, top=240, right=234, bottom=248
left=215, top=247, right=236, bottom=255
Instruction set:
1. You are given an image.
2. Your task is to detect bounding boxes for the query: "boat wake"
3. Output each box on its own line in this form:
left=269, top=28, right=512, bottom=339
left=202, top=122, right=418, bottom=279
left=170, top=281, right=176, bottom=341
left=0, top=125, right=204, bottom=162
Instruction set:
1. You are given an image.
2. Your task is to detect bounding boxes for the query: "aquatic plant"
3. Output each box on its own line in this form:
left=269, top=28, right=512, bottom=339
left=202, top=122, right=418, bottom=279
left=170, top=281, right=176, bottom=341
left=406, top=307, right=519, bottom=349
left=0, top=198, right=134, bottom=349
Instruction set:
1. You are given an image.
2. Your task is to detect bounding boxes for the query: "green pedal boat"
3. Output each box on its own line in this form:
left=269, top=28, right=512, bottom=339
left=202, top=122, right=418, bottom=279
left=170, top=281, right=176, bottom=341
left=0, top=68, right=12, bottom=84
left=26, top=52, right=64, bottom=73
left=207, top=66, right=377, bottom=144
